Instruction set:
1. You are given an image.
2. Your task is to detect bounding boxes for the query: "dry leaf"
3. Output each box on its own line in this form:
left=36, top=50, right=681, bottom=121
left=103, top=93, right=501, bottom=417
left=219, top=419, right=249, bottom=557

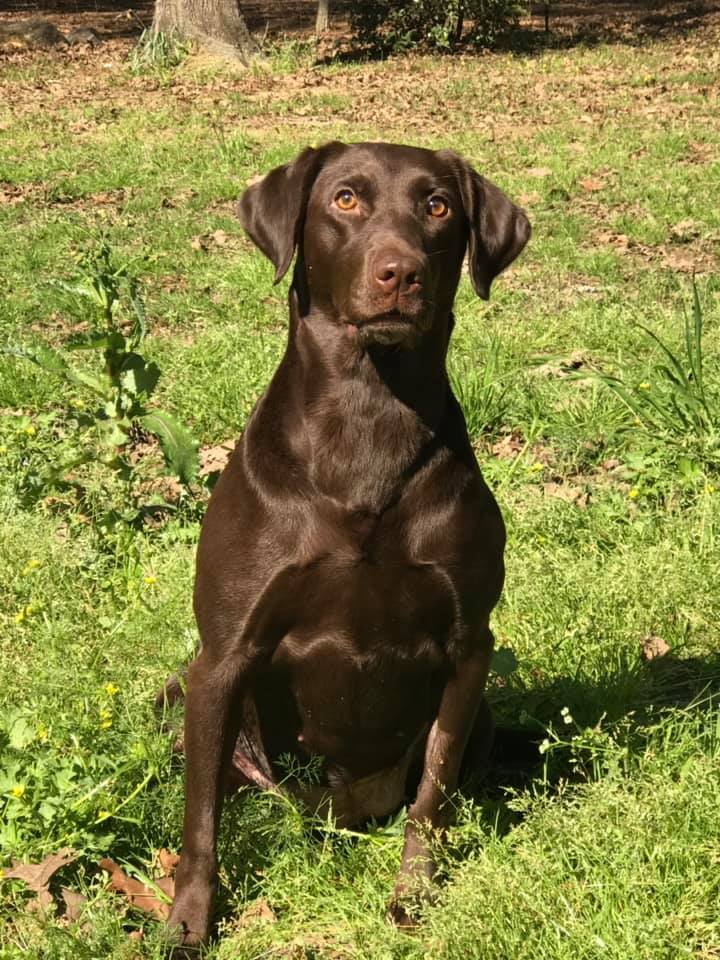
left=99, top=858, right=174, bottom=920
left=211, top=229, right=227, bottom=246
left=641, top=635, right=670, bottom=661
left=597, top=231, right=630, bottom=249
left=661, top=246, right=715, bottom=273
left=517, top=191, right=541, bottom=206
left=543, top=482, right=588, bottom=508
left=491, top=434, right=524, bottom=459
left=60, top=886, right=88, bottom=923
left=199, top=440, right=235, bottom=477
left=190, top=235, right=207, bottom=252
left=579, top=176, right=605, bottom=192
left=532, top=350, right=588, bottom=379
left=527, top=166, right=552, bottom=178
left=237, top=897, right=277, bottom=928
left=3, top=848, right=77, bottom=915
left=670, top=218, right=700, bottom=242
left=4, top=848, right=77, bottom=892
left=157, top=849, right=180, bottom=877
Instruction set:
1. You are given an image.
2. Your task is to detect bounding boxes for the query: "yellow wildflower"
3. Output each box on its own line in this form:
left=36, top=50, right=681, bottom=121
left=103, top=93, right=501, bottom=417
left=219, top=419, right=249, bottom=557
left=13, top=603, right=36, bottom=623
left=629, top=487, right=639, bottom=499
left=22, top=559, right=42, bottom=576
left=638, top=382, right=650, bottom=390
left=143, top=574, right=156, bottom=585
left=23, top=425, right=36, bottom=437
left=104, top=682, right=120, bottom=697
left=11, top=784, right=25, bottom=799
left=37, top=724, right=49, bottom=742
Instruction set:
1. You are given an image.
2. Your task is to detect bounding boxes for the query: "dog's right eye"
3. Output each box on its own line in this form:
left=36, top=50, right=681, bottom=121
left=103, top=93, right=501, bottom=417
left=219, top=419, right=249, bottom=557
left=334, top=189, right=358, bottom=211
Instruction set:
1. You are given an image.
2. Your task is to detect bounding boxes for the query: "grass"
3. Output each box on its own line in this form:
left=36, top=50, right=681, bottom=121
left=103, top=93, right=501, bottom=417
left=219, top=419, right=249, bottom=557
left=1, top=16, right=720, bottom=959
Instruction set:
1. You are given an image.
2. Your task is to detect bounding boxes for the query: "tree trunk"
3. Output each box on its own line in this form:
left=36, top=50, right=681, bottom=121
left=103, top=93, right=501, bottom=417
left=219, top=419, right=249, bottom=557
left=315, top=0, right=330, bottom=34
left=453, top=2, right=464, bottom=46
left=152, top=0, right=261, bottom=64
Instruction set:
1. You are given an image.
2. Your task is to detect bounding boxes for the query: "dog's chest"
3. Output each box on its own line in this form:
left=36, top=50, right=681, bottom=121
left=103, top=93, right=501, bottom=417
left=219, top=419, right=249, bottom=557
left=304, top=383, right=430, bottom=512
left=262, top=550, right=455, bottom=762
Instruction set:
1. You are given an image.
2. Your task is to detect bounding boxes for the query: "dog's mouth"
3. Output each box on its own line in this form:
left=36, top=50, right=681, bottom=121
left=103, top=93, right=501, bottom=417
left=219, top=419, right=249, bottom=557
left=362, top=309, right=413, bottom=328
left=347, top=308, right=426, bottom=347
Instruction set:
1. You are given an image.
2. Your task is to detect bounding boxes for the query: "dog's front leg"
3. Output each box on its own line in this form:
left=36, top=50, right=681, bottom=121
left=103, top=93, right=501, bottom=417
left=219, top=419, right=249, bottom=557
left=167, top=650, right=248, bottom=952
left=389, top=629, right=495, bottom=925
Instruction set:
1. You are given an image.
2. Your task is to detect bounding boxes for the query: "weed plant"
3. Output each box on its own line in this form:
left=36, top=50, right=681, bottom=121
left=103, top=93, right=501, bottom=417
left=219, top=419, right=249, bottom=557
left=2, top=241, right=199, bottom=535
left=129, top=29, right=192, bottom=75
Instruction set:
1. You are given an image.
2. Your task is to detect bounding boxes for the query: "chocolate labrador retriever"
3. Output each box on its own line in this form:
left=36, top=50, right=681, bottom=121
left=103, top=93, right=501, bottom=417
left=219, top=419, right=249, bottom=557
left=166, top=141, right=530, bottom=950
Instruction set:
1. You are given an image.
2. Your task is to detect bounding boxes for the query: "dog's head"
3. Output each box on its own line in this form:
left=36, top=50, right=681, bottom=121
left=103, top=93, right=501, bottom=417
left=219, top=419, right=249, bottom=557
left=239, top=142, right=530, bottom=349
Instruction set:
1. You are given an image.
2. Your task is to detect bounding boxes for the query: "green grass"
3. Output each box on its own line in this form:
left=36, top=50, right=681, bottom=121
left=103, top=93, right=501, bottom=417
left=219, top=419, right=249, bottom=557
left=1, top=20, right=720, bottom=959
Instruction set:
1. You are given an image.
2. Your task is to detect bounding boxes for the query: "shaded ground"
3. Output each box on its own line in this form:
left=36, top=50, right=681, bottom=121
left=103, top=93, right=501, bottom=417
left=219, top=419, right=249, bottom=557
left=1, top=0, right=720, bottom=47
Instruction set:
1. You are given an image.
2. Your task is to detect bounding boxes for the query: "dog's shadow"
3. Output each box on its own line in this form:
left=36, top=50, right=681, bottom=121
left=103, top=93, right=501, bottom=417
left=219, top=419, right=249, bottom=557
left=468, top=650, right=720, bottom=826
left=210, top=650, right=719, bottom=926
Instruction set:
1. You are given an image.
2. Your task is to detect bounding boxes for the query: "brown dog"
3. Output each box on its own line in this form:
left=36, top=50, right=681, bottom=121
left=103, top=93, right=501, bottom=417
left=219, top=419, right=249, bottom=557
left=166, top=141, right=530, bottom=950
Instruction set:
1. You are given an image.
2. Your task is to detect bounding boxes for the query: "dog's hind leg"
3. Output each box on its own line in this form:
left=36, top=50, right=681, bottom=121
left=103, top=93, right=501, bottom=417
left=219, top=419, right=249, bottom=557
left=154, top=672, right=187, bottom=713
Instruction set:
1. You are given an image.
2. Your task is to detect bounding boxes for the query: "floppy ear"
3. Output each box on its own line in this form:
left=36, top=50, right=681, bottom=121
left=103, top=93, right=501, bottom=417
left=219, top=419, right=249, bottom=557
left=443, top=152, right=531, bottom=300
left=238, top=142, right=344, bottom=283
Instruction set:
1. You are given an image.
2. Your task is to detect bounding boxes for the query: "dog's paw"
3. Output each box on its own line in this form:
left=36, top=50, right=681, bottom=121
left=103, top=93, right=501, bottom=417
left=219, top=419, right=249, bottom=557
left=164, top=917, right=206, bottom=958
left=386, top=897, right=421, bottom=930
left=166, top=878, right=214, bottom=957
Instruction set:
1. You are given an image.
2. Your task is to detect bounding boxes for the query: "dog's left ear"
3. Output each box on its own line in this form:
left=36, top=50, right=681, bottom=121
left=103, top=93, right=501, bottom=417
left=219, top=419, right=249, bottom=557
left=442, top=151, right=531, bottom=300
left=238, top=141, right=345, bottom=284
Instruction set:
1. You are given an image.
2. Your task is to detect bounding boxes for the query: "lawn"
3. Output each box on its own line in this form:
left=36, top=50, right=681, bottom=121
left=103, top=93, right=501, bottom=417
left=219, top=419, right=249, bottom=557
left=1, top=13, right=719, bottom=959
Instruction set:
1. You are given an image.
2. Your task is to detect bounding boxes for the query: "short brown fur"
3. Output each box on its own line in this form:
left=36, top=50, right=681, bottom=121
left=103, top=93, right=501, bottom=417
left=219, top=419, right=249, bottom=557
left=166, top=141, right=530, bottom=951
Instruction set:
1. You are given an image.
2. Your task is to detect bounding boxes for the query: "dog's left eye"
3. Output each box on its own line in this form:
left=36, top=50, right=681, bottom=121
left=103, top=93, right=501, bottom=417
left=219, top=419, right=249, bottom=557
left=427, top=196, right=449, bottom=218
left=335, top=189, right=358, bottom=211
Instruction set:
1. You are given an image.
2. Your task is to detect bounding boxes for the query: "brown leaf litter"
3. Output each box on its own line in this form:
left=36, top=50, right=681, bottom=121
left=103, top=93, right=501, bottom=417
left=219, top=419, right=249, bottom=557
left=3, top=847, right=78, bottom=915
left=99, top=848, right=179, bottom=920
left=641, top=635, right=671, bottom=662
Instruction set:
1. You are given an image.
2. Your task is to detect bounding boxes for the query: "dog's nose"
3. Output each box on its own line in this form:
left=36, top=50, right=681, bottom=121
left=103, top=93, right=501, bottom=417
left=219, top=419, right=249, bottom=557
left=373, top=255, right=424, bottom=296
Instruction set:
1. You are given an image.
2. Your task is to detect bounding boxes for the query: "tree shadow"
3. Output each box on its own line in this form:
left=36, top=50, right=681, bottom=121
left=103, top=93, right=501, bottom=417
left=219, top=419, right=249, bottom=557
left=497, top=0, right=720, bottom=54
left=316, top=0, right=720, bottom=66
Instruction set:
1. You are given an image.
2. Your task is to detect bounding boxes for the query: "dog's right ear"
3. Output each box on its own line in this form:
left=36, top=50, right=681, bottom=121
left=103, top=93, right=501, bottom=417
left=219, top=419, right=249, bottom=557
left=238, top=142, right=344, bottom=284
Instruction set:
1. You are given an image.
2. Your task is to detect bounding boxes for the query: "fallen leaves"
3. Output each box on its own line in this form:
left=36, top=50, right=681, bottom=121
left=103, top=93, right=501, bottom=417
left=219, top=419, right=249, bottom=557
left=579, top=176, right=606, bottom=193
left=542, top=481, right=589, bottom=509
left=3, top=847, right=87, bottom=923
left=199, top=439, right=235, bottom=477
left=5, top=846, right=184, bottom=926
left=99, top=849, right=179, bottom=920
left=641, top=635, right=671, bottom=661
left=236, top=897, right=277, bottom=929
left=595, top=227, right=718, bottom=275
left=526, top=165, right=553, bottom=178
left=191, top=229, right=232, bottom=252
left=3, top=848, right=78, bottom=915
left=60, top=885, right=88, bottom=923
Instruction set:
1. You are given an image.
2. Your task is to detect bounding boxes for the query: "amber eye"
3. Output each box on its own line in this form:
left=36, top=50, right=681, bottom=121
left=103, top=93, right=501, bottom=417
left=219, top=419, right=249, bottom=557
left=427, top=195, right=449, bottom=218
left=335, top=188, right=358, bottom=211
